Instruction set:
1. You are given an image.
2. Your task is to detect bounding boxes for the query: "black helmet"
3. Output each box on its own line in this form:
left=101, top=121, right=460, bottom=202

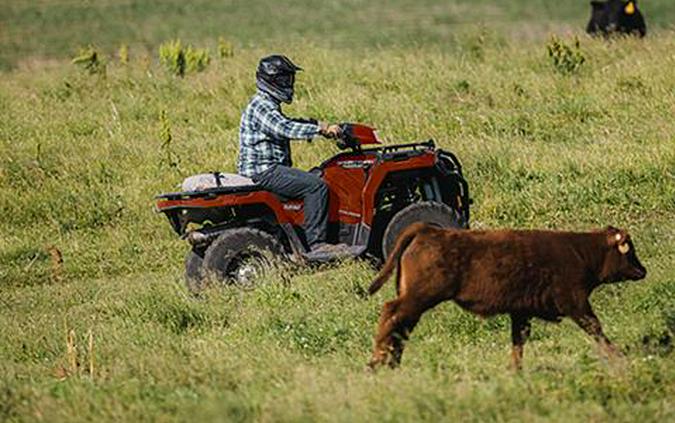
left=256, top=55, right=302, bottom=104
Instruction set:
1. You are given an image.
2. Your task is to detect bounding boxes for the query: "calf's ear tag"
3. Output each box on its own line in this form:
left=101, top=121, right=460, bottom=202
left=618, top=243, right=630, bottom=254
left=625, top=2, right=635, bottom=15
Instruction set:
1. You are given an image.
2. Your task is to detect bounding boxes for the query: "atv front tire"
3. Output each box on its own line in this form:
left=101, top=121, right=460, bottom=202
left=202, top=228, right=284, bottom=290
left=382, top=201, right=463, bottom=259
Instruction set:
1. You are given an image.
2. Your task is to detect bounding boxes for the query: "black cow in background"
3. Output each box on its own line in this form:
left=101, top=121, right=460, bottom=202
left=587, top=0, right=646, bottom=37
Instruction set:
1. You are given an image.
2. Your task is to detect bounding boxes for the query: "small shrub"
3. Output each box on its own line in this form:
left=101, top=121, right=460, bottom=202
left=71, top=45, right=106, bottom=75
left=186, top=47, right=210, bottom=73
left=546, top=35, right=585, bottom=75
left=159, top=40, right=186, bottom=77
left=118, top=43, right=129, bottom=65
left=453, top=79, right=471, bottom=93
left=468, top=28, right=487, bottom=60
left=218, top=37, right=234, bottom=58
left=159, top=109, right=180, bottom=169
left=159, top=39, right=210, bottom=77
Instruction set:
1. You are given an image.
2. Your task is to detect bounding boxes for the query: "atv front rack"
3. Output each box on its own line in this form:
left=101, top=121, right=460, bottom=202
left=375, top=139, right=435, bottom=154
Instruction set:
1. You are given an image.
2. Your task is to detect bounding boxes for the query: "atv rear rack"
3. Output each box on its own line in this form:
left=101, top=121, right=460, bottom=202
left=156, top=184, right=263, bottom=201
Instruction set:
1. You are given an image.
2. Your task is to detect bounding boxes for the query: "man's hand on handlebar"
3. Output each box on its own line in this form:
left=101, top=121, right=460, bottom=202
left=319, top=122, right=342, bottom=139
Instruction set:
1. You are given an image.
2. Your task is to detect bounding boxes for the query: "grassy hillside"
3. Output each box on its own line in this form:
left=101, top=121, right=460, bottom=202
left=2, top=0, right=675, bottom=69
left=1, top=1, right=674, bottom=421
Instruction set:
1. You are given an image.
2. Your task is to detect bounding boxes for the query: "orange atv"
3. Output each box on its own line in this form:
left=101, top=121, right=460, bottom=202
left=156, top=124, right=470, bottom=291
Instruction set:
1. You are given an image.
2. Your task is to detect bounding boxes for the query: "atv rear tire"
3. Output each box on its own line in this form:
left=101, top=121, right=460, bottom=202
left=185, top=249, right=205, bottom=293
left=382, top=201, right=463, bottom=259
left=202, top=228, right=284, bottom=290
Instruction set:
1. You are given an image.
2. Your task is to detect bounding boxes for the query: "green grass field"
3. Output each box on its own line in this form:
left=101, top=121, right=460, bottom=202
left=1, top=1, right=674, bottom=421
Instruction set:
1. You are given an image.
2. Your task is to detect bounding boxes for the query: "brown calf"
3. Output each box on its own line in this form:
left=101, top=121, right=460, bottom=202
left=367, top=223, right=647, bottom=369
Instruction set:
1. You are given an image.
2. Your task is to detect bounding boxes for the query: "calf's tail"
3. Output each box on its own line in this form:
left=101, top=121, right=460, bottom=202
left=368, top=222, right=428, bottom=295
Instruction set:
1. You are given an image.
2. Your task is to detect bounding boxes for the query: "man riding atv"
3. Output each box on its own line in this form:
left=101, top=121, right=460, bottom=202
left=238, top=55, right=352, bottom=259
left=156, top=55, right=471, bottom=290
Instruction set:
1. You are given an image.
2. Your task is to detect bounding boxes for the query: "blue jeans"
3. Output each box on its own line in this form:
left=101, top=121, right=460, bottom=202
left=252, top=165, right=328, bottom=246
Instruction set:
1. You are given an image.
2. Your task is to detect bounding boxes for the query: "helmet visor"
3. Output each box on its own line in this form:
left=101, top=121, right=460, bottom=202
left=274, top=72, right=295, bottom=88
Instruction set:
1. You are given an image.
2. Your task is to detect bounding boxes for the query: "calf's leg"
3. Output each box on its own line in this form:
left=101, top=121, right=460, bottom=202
left=510, top=314, right=531, bottom=370
left=368, top=298, right=422, bottom=369
left=570, top=303, right=621, bottom=357
left=369, top=299, right=401, bottom=369
left=388, top=310, right=421, bottom=368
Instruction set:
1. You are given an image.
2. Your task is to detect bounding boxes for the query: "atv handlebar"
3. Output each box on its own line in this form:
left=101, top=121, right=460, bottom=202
left=334, top=123, right=382, bottom=150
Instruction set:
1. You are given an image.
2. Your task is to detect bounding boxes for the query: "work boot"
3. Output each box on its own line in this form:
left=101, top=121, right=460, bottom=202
left=303, top=242, right=356, bottom=261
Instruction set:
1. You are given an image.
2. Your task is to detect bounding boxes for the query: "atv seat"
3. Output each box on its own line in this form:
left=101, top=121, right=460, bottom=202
left=181, top=172, right=257, bottom=192
left=154, top=172, right=292, bottom=203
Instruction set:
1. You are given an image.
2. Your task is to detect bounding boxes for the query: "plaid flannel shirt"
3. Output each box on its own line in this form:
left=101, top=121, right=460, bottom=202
left=237, top=91, right=320, bottom=177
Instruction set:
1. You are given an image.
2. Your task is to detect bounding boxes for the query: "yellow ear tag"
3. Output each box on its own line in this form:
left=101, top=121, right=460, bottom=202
left=618, top=243, right=630, bottom=254
left=625, top=2, right=635, bottom=15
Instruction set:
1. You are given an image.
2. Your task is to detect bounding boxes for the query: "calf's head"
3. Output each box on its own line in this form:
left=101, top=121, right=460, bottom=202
left=600, top=226, right=647, bottom=283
